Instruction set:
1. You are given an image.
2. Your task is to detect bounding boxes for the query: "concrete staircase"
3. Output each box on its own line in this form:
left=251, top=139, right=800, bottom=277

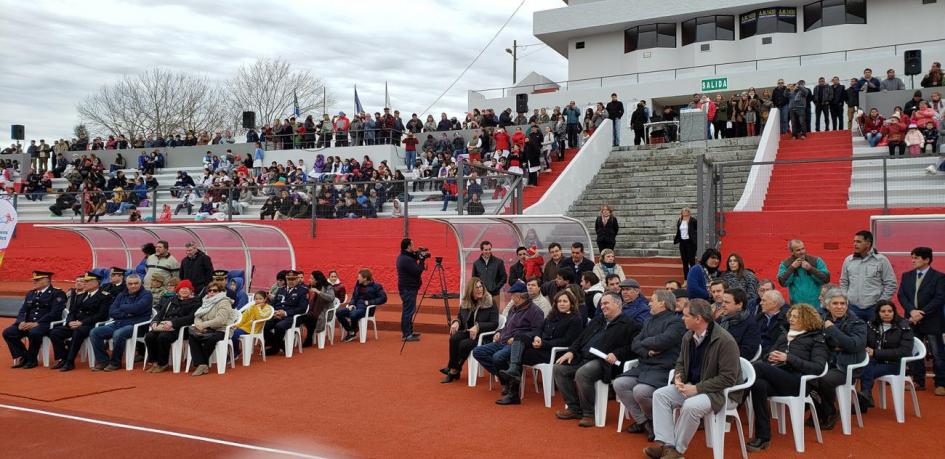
left=567, top=138, right=759, bottom=257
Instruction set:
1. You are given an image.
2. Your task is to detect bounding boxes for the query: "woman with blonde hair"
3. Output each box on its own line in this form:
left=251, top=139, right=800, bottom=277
left=747, top=304, right=829, bottom=451
left=440, top=277, right=498, bottom=383
left=595, top=204, right=619, bottom=252
left=673, top=207, right=698, bottom=277
left=593, top=248, right=626, bottom=284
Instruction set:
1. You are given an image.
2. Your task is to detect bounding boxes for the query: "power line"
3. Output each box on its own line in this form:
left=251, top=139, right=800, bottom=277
left=420, top=0, right=527, bottom=116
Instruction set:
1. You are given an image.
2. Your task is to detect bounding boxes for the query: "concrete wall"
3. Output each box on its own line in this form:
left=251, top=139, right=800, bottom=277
left=861, top=88, right=945, bottom=115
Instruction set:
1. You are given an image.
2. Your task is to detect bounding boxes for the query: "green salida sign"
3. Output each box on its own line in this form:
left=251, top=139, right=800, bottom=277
left=701, top=77, right=728, bottom=92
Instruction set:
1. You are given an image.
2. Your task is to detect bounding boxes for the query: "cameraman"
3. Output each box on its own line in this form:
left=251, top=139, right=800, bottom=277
left=396, top=238, right=427, bottom=342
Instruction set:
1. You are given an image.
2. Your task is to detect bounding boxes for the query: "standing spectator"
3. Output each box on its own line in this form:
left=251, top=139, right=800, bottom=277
left=525, top=125, right=543, bottom=186
left=920, top=61, right=943, bottom=88
left=403, top=132, right=418, bottom=172
left=712, top=94, right=729, bottom=139
left=772, top=78, right=791, bottom=134
left=507, top=247, right=528, bottom=287
left=646, top=299, right=741, bottom=459
left=562, top=101, right=582, bottom=149
left=673, top=207, right=697, bottom=277
left=542, top=242, right=565, bottom=284
left=827, top=77, right=846, bottom=130
left=897, top=246, right=945, bottom=393
left=856, top=68, right=881, bottom=93
left=846, top=77, right=861, bottom=130
left=144, top=240, right=179, bottom=288
left=630, top=102, right=648, bottom=145
left=789, top=80, right=811, bottom=139
left=777, top=239, right=830, bottom=306
left=840, top=230, right=898, bottom=321
left=606, top=93, right=625, bottom=146
left=595, top=205, right=619, bottom=252
left=880, top=68, right=906, bottom=91
left=178, top=241, right=214, bottom=295
left=396, top=238, right=427, bottom=342
left=472, top=240, right=507, bottom=307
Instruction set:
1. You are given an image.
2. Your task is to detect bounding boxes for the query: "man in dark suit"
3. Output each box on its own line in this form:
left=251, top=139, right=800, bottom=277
left=2, top=271, right=67, bottom=369
left=897, top=246, right=945, bottom=394
left=47, top=272, right=113, bottom=371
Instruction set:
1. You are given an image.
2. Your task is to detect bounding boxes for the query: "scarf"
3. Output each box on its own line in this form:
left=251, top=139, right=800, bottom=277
left=601, top=261, right=617, bottom=275
left=786, top=330, right=803, bottom=342
left=195, top=292, right=229, bottom=317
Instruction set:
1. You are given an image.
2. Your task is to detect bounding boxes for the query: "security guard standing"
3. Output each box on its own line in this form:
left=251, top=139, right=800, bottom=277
left=47, top=272, right=113, bottom=371
left=102, top=267, right=128, bottom=297
left=3, top=271, right=67, bottom=369
left=264, top=270, right=308, bottom=354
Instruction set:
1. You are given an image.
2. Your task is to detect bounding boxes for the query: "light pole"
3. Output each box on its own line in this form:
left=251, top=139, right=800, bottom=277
left=505, top=40, right=518, bottom=85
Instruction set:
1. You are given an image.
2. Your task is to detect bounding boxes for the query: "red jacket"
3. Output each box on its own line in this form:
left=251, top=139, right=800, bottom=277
left=882, top=119, right=907, bottom=142
left=494, top=131, right=510, bottom=151
left=524, top=256, right=544, bottom=279
left=511, top=131, right=526, bottom=150
left=699, top=100, right=717, bottom=121
left=861, top=114, right=884, bottom=133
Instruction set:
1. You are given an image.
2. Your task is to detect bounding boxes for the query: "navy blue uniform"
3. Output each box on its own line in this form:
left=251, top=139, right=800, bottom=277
left=47, top=289, right=112, bottom=365
left=3, top=287, right=67, bottom=365
left=264, top=283, right=309, bottom=351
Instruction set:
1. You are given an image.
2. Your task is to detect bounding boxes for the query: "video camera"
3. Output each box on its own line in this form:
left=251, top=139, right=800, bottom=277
left=415, top=247, right=432, bottom=261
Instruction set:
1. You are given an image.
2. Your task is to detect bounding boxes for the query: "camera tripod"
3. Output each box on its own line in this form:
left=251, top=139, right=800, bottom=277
left=401, top=256, right=451, bottom=354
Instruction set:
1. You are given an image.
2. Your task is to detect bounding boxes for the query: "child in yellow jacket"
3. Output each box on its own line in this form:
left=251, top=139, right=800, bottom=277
left=232, top=290, right=274, bottom=358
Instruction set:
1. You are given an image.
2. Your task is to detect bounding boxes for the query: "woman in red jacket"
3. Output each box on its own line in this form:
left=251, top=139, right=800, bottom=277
left=861, top=108, right=885, bottom=147
left=881, top=114, right=907, bottom=156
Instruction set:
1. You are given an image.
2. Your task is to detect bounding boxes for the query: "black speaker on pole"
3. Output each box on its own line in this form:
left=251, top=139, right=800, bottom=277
left=515, top=93, right=528, bottom=114
left=11, top=124, right=24, bottom=140
left=242, top=111, right=256, bottom=129
left=904, top=50, right=922, bottom=76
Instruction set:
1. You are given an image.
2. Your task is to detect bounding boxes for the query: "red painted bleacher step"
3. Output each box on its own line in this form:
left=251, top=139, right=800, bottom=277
left=762, top=131, right=853, bottom=211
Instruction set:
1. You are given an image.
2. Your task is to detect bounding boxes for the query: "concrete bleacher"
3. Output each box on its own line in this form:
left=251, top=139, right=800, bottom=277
left=13, top=165, right=508, bottom=222
left=847, top=136, right=945, bottom=209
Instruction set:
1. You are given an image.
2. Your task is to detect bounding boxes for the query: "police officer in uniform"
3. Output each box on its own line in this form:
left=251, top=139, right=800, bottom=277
left=47, top=272, right=113, bottom=371
left=102, top=267, right=128, bottom=297
left=264, top=270, right=308, bottom=355
left=200, top=270, right=229, bottom=298
left=3, top=271, right=67, bottom=369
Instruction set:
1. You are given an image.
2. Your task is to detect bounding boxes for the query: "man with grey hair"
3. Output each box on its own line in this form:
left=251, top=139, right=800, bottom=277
left=179, top=241, right=214, bottom=294
left=777, top=239, right=829, bottom=307
left=811, top=288, right=867, bottom=430
left=646, top=299, right=741, bottom=459
left=748, top=278, right=775, bottom=316
left=88, top=274, right=153, bottom=371
left=840, top=230, right=897, bottom=321
left=554, top=292, right=640, bottom=427
left=755, top=290, right=788, bottom=354
left=613, top=290, right=685, bottom=440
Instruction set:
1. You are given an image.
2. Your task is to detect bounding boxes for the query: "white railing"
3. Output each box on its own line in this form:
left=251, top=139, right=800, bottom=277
left=734, top=108, right=780, bottom=211
left=525, top=119, right=613, bottom=215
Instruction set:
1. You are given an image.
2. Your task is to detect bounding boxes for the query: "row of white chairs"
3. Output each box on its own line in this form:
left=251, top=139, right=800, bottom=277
left=38, top=296, right=381, bottom=375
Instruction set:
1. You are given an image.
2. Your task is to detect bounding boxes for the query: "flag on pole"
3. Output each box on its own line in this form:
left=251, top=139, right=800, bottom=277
left=293, top=90, right=301, bottom=117
left=384, top=81, right=390, bottom=108
left=354, top=85, right=364, bottom=115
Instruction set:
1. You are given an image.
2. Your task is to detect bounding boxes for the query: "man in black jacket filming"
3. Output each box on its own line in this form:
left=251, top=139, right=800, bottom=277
left=396, top=238, right=427, bottom=342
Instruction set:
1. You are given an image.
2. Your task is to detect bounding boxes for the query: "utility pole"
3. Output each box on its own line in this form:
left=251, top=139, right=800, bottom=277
left=505, top=40, right=518, bottom=85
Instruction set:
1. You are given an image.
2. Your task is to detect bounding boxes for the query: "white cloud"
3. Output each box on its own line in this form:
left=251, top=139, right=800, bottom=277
left=0, top=0, right=567, bottom=143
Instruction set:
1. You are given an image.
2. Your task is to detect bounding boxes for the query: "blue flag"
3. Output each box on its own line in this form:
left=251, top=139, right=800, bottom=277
left=293, top=91, right=300, bottom=117
left=354, top=85, right=364, bottom=115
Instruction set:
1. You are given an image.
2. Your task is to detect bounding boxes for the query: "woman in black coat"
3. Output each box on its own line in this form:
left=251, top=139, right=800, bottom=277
left=747, top=304, right=829, bottom=451
left=525, top=126, right=543, bottom=187
left=521, top=290, right=584, bottom=366
left=673, top=207, right=698, bottom=277
left=441, top=277, right=499, bottom=383
left=594, top=205, right=619, bottom=252
left=858, top=300, right=914, bottom=408
left=143, top=280, right=201, bottom=373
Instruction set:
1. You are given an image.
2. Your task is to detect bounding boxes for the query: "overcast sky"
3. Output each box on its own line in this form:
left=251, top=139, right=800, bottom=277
left=0, top=0, right=567, bottom=144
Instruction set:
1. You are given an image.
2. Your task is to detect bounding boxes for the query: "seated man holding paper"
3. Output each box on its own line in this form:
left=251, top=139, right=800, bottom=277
left=552, top=292, right=640, bottom=427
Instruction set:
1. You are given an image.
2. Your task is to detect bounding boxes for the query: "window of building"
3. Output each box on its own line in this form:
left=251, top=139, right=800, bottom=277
left=804, top=0, right=867, bottom=31
left=739, top=7, right=798, bottom=39
left=682, top=15, right=735, bottom=46
left=624, top=23, right=676, bottom=53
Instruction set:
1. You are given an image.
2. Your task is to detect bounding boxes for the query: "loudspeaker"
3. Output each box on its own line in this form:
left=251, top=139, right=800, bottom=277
left=515, top=93, right=528, bottom=114
left=11, top=124, right=24, bottom=140
left=904, top=50, right=922, bottom=76
left=242, top=111, right=256, bottom=129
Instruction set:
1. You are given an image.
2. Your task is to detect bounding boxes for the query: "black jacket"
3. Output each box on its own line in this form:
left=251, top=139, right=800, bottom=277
left=65, top=290, right=112, bottom=327
left=179, top=250, right=214, bottom=293
left=867, top=318, right=915, bottom=364
left=718, top=309, right=762, bottom=360
left=897, top=268, right=945, bottom=336
left=823, top=312, right=867, bottom=371
left=472, top=255, right=507, bottom=295
left=606, top=100, right=625, bottom=120
left=454, top=304, right=499, bottom=333
left=630, top=107, right=648, bottom=129
left=756, top=310, right=788, bottom=355
left=673, top=217, right=697, bottom=245
left=508, top=261, right=526, bottom=287
left=595, top=216, right=619, bottom=247
left=396, top=250, right=426, bottom=291
left=567, top=313, right=640, bottom=383
left=767, top=330, right=829, bottom=375
left=623, top=309, right=686, bottom=387
left=772, top=86, right=790, bottom=107
left=152, top=295, right=201, bottom=330
left=537, top=312, right=584, bottom=348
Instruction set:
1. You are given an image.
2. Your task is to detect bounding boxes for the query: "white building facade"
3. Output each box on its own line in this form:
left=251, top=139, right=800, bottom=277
left=469, top=0, right=944, bottom=140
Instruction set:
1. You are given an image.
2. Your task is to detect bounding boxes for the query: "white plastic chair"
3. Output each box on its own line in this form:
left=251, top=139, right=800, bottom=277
left=83, top=319, right=112, bottom=368
left=185, top=312, right=241, bottom=375
left=768, top=363, right=828, bottom=453
left=468, top=315, right=506, bottom=388
left=141, top=325, right=189, bottom=373
left=876, top=337, right=926, bottom=423
left=358, top=304, right=378, bottom=344
left=521, top=346, right=569, bottom=408
left=836, top=354, right=869, bottom=435
left=317, top=299, right=340, bottom=349
left=40, top=308, right=69, bottom=367
left=616, top=359, right=641, bottom=432
left=750, top=345, right=763, bottom=363
left=124, top=312, right=156, bottom=370
left=284, top=304, right=309, bottom=358
left=240, top=307, right=274, bottom=367
left=703, top=357, right=756, bottom=459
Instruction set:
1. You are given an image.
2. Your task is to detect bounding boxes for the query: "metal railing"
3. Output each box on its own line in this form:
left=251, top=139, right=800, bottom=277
left=473, top=38, right=945, bottom=98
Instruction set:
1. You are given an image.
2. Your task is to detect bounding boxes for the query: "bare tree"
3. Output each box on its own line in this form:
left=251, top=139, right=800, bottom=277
left=226, top=57, right=335, bottom=126
left=77, top=68, right=228, bottom=140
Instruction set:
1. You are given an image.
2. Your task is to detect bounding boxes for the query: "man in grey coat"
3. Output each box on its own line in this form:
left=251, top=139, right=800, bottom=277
left=839, top=230, right=898, bottom=321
